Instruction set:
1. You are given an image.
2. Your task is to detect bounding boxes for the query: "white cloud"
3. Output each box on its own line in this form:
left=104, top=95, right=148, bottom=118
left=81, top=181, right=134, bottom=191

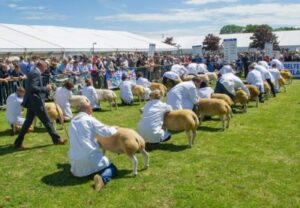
left=185, top=0, right=238, bottom=5
left=95, top=3, right=300, bottom=26
left=7, top=3, right=16, bottom=7
left=22, top=11, right=67, bottom=20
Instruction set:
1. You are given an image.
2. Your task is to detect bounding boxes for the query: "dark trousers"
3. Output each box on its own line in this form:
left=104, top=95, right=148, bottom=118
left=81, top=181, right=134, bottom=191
left=215, top=81, right=235, bottom=100
left=14, top=105, right=60, bottom=146
left=98, top=163, right=117, bottom=184
left=266, top=79, right=276, bottom=97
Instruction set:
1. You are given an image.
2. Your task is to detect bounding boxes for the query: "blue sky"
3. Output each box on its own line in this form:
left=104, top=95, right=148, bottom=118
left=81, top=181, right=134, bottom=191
left=0, top=0, right=299, bottom=39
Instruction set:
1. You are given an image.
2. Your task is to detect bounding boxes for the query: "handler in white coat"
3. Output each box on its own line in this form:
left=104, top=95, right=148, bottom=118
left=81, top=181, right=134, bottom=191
left=136, top=72, right=151, bottom=100
left=68, top=101, right=118, bottom=192
left=171, top=63, right=188, bottom=77
left=139, top=90, right=172, bottom=144
left=197, top=82, right=214, bottom=99
left=269, top=63, right=281, bottom=92
left=246, top=64, right=265, bottom=102
left=6, top=87, right=25, bottom=128
left=119, top=74, right=135, bottom=105
left=219, top=65, right=234, bottom=75
left=256, top=64, right=276, bottom=97
left=186, top=63, right=199, bottom=75
left=166, top=77, right=201, bottom=110
left=215, top=72, right=250, bottom=100
left=82, top=79, right=100, bottom=111
left=55, top=81, right=74, bottom=120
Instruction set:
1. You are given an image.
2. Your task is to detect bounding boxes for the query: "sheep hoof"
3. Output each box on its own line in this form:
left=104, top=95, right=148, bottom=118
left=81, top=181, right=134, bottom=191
left=133, top=173, right=138, bottom=177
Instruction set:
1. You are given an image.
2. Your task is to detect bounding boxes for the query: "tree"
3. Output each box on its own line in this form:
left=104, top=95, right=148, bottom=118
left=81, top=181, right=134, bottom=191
left=274, top=26, right=300, bottom=31
left=202, top=34, right=221, bottom=51
left=220, top=25, right=244, bottom=34
left=244, top=24, right=272, bottom=33
left=249, top=25, right=280, bottom=50
left=163, top=37, right=176, bottom=46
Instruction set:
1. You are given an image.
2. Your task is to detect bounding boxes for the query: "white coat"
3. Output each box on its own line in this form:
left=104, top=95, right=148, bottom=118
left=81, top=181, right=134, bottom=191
left=137, top=77, right=151, bottom=100
left=270, top=59, right=284, bottom=70
left=171, top=64, right=188, bottom=77
left=255, top=65, right=274, bottom=82
left=6, top=93, right=24, bottom=125
left=219, top=65, right=234, bottom=75
left=138, top=100, right=172, bottom=143
left=55, top=87, right=73, bottom=119
left=82, top=85, right=100, bottom=109
left=269, top=67, right=281, bottom=91
left=163, top=71, right=181, bottom=81
left=166, top=81, right=199, bottom=110
left=220, top=73, right=250, bottom=96
left=198, top=63, right=208, bottom=73
left=68, top=112, right=117, bottom=177
left=198, top=87, right=214, bottom=99
left=246, top=69, right=265, bottom=93
left=187, top=63, right=198, bottom=75
left=119, top=80, right=135, bottom=104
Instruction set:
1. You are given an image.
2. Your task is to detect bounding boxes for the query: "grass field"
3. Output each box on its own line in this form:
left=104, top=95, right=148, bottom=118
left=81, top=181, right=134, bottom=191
left=0, top=81, right=300, bottom=208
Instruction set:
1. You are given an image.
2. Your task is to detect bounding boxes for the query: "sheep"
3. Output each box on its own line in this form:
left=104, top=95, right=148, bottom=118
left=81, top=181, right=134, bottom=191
left=280, top=70, right=292, bottom=84
left=95, top=89, right=118, bottom=110
left=34, top=102, right=64, bottom=130
left=69, top=95, right=90, bottom=109
left=278, top=76, right=287, bottom=92
left=246, top=84, right=260, bottom=107
left=96, top=127, right=149, bottom=176
left=194, top=98, right=232, bottom=131
left=234, top=90, right=249, bottom=113
left=182, top=74, right=209, bottom=83
left=150, top=82, right=167, bottom=97
left=211, top=93, right=234, bottom=106
left=163, top=110, right=199, bottom=147
left=206, top=72, right=218, bottom=82
left=132, top=85, right=146, bottom=104
left=264, top=81, right=271, bottom=100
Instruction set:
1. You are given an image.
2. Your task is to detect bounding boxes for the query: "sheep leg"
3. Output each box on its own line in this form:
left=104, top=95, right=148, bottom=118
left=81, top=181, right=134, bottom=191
left=199, top=114, right=204, bottom=126
left=186, top=131, right=192, bottom=148
left=140, top=148, right=149, bottom=169
left=255, top=97, right=259, bottom=108
left=221, top=116, right=225, bottom=131
left=192, top=129, right=197, bottom=145
left=53, top=119, right=56, bottom=131
left=114, top=99, right=118, bottom=110
left=226, top=113, right=230, bottom=129
left=109, top=101, right=112, bottom=111
left=243, top=104, right=247, bottom=113
left=129, top=155, right=138, bottom=176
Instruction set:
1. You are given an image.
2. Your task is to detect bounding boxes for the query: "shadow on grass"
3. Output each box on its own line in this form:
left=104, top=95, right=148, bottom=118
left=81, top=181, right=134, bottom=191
left=198, top=126, right=223, bottom=132
left=0, top=144, right=53, bottom=156
left=149, top=143, right=189, bottom=152
left=41, top=163, right=90, bottom=187
left=42, top=164, right=136, bottom=186
left=0, top=129, right=13, bottom=137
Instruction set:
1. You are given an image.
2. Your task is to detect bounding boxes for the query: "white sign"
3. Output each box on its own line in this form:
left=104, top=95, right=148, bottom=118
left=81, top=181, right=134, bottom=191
left=283, top=62, right=300, bottom=78
left=223, top=38, right=237, bottom=63
left=264, top=42, right=273, bottom=57
left=148, top=43, right=156, bottom=57
left=192, top=45, right=203, bottom=56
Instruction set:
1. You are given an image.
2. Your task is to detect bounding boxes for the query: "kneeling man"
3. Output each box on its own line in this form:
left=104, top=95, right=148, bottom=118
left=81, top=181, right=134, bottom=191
left=68, top=101, right=118, bottom=192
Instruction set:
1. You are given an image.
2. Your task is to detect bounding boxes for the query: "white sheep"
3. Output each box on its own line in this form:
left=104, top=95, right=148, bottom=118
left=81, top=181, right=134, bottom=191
left=95, top=89, right=118, bottom=110
left=163, top=110, right=199, bottom=147
left=195, top=98, right=232, bottom=130
left=96, top=127, right=149, bottom=176
left=69, top=95, right=90, bottom=109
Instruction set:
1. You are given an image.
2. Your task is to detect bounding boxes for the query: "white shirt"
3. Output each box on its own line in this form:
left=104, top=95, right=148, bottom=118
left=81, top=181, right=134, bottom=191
left=220, top=73, right=250, bottom=96
left=68, top=112, right=117, bottom=177
left=138, top=100, right=172, bottom=143
left=6, top=93, right=24, bottom=125
left=55, top=87, right=73, bottom=119
left=219, top=65, right=234, bottom=75
left=198, top=63, right=208, bottom=73
left=171, top=64, right=188, bottom=77
left=255, top=65, right=274, bottom=82
left=136, top=77, right=150, bottom=88
left=119, top=80, right=135, bottom=103
left=246, top=69, right=265, bottom=92
left=269, top=67, right=281, bottom=91
left=270, top=59, right=284, bottom=70
left=198, top=87, right=214, bottom=99
left=163, top=71, right=181, bottom=81
left=166, top=81, right=199, bottom=110
left=82, top=86, right=100, bottom=109
left=187, top=63, right=198, bottom=75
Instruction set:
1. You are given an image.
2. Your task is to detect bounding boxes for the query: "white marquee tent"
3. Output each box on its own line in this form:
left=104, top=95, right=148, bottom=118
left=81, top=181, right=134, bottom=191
left=0, top=23, right=176, bottom=54
left=175, top=30, right=300, bottom=52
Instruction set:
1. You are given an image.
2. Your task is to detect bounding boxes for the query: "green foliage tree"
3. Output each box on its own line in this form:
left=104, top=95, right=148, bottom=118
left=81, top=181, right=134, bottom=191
left=202, top=34, right=221, bottom=51
left=220, top=25, right=244, bottom=34
left=249, top=25, right=280, bottom=50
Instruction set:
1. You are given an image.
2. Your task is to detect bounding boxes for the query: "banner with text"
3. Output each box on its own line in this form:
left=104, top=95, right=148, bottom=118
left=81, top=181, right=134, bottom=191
left=192, top=45, right=203, bottom=57
left=223, top=38, right=238, bottom=63
left=264, top=42, right=273, bottom=57
left=283, top=62, right=300, bottom=78
left=148, top=43, right=156, bottom=57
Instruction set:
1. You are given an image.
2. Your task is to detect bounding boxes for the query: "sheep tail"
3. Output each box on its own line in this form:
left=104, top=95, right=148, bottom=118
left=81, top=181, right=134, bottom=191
left=191, top=111, right=200, bottom=127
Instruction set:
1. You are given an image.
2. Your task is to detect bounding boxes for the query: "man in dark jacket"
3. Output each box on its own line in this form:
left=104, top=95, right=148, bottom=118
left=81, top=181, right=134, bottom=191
left=14, top=61, right=66, bottom=149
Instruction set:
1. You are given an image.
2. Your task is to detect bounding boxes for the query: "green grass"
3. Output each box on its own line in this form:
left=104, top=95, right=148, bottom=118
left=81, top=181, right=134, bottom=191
left=0, top=81, right=300, bottom=208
